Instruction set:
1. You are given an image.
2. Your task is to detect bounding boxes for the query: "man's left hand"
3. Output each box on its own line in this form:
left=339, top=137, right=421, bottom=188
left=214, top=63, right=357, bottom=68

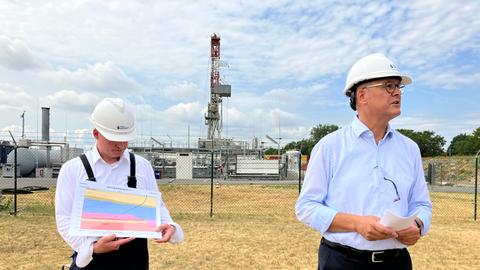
left=154, top=224, right=176, bottom=243
left=396, top=224, right=421, bottom=245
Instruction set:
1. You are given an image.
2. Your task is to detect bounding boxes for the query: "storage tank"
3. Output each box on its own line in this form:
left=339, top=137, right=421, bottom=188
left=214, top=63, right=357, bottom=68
left=0, top=143, right=14, bottom=163
left=6, top=148, right=62, bottom=176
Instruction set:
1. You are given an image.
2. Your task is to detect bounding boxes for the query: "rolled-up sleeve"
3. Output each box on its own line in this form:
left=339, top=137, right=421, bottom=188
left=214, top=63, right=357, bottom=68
left=295, top=142, right=338, bottom=234
left=158, top=199, right=184, bottom=243
left=55, top=159, right=98, bottom=267
left=408, top=147, right=432, bottom=236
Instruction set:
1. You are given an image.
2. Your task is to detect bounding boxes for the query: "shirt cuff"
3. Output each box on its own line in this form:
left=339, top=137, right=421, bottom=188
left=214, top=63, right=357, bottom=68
left=75, top=241, right=94, bottom=268
left=168, top=222, right=184, bottom=244
left=311, top=207, right=338, bottom=234
left=416, top=212, right=430, bottom=236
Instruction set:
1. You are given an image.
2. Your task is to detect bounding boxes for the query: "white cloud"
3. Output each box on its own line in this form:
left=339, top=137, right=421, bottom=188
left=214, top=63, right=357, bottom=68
left=1, top=124, right=22, bottom=133
left=135, top=101, right=204, bottom=125
left=264, top=83, right=328, bottom=105
left=1, top=0, right=478, bottom=85
left=392, top=116, right=444, bottom=131
left=0, top=0, right=478, bottom=147
left=43, top=62, right=141, bottom=94
left=415, top=66, right=480, bottom=90
left=388, top=0, right=480, bottom=67
left=163, top=102, right=204, bottom=123
left=392, top=115, right=480, bottom=145
left=0, top=83, right=35, bottom=109
left=224, top=103, right=291, bottom=129
left=43, top=90, right=101, bottom=112
left=0, top=35, right=46, bottom=70
left=161, top=81, right=207, bottom=101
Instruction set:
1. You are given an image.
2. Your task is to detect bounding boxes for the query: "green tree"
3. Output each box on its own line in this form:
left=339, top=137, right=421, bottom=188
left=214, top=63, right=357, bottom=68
left=397, top=129, right=445, bottom=157
left=472, top=127, right=480, bottom=155
left=282, top=124, right=340, bottom=155
left=448, top=127, right=480, bottom=155
left=263, top=147, right=278, bottom=155
left=448, top=133, right=470, bottom=155
left=283, top=138, right=311, bottom=155
left=310, top=124, right=340, bottom=143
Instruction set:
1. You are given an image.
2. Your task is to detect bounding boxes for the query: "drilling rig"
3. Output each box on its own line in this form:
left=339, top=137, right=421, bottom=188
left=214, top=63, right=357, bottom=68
left=204, top=33, right=231, bottom=144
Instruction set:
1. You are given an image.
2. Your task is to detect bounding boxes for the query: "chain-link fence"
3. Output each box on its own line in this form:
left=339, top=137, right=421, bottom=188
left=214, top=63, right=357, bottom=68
left=150, top=149, right=304, bottom=220
left=0, top=141, right=81, bottom=215
left=1, top=143, right=479, bottom=222
left=424, top=156, right=479, bottom=221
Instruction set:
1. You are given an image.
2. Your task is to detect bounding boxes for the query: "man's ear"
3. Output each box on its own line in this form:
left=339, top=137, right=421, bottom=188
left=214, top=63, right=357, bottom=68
left=356, top=88, right=368, bottom=107
left=92, top=129, right=99, bottom=139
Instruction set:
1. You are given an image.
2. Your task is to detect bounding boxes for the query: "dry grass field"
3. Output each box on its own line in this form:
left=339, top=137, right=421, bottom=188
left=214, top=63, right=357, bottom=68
left=0, top=184, right=479, bottom=270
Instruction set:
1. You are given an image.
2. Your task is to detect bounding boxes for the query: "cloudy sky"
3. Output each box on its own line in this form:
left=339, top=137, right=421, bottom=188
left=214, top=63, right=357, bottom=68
left=0, top=0, right=479, bottom=149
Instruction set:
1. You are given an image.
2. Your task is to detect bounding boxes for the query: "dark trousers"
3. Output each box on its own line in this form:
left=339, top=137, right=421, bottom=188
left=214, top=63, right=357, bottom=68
left=318, top=240, right=412, bottom=270
left=69, top=238, right=148, bottom=270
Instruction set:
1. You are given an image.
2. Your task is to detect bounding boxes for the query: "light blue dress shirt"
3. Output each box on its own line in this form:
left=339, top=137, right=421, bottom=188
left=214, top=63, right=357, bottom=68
left=295, top=117, right=432, bottom=251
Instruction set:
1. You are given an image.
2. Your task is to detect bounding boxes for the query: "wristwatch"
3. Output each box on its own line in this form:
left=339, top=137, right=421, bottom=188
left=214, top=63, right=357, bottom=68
left=414, top=218, right=423, bottom=236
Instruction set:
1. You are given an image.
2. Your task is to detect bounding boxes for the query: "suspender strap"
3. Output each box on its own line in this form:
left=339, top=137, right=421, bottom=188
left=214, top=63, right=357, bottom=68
left=127, top=152, right=137, bottom=188
left=79, top=154, right=96, bottom=181
left=80, top=152, right=136, bottom=187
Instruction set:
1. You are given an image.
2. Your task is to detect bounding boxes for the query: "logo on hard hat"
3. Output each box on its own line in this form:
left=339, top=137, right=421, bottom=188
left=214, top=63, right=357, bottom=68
left=390, top=64, right=397, bottom=69
left=117, top=125, right=129, bottom=130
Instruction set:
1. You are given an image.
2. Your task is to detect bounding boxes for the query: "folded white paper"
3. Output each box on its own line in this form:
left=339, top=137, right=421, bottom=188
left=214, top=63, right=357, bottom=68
left=380, top=210, right=419, bottom=231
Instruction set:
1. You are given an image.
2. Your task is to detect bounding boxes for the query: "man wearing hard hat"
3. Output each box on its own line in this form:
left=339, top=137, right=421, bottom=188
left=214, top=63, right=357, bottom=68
left=296, top=53, right=432, bottom=269
left=55, top=98, right=184, bottom=269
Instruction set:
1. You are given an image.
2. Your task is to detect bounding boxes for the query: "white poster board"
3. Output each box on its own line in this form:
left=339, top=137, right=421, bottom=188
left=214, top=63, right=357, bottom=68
left=69, top=180, right=162, bottom=238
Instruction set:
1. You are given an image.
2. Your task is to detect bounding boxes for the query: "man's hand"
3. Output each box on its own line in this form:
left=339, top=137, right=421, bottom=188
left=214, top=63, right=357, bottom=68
left=355, top=216, right=398, bottom=241
left=154, top=224, right=176, bottom=243
left=396, top=224, right=421, bottom=245
left=93, top=234, right=135, bottom=254
left=329, top=213, right=398, bottom=241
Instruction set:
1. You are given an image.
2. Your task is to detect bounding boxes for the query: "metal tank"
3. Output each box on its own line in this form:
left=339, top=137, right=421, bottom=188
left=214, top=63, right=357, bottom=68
left=6, top=148, right=62, bottom=176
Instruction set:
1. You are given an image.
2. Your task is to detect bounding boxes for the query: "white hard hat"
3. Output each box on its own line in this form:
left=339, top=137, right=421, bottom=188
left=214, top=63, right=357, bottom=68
left=344, top=53, right=412, bottom=96
left=90, top=98, right=136, bottom=142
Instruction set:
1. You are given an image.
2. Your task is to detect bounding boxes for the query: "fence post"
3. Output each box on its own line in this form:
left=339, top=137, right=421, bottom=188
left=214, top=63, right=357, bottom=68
left=298, top=153, right=302, bottom=194
left=210, top=150, right=214, bottom=218
left=474, top=150, right=479, bottom=221
left=8, top=131, right=17, bottom=216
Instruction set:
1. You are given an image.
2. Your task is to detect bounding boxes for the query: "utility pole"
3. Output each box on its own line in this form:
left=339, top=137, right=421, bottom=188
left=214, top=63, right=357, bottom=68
left=266, top=134, right=282, bottom=179
left=20, top=111, right=25, bottom=138
left=167, top=134, right=172, bottom=148
left=187, top=124, right=190, bottom=148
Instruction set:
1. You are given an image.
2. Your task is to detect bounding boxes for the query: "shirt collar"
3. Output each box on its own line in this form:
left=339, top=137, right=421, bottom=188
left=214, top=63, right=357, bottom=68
left=92, top=144, right=129, bottom=165
left=351, top=116, right=370, bottom=138
left=351, top=116, right=394, bottom=139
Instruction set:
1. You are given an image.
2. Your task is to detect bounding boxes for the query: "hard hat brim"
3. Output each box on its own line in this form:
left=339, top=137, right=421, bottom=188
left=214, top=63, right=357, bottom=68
left=344, top=74, right=412, bottom=96
left=95, top=125, right=136, bottom=142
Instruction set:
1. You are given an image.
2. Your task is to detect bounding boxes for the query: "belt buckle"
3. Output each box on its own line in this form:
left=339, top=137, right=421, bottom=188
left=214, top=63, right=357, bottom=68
left=371, top=251, right=384, bottom=263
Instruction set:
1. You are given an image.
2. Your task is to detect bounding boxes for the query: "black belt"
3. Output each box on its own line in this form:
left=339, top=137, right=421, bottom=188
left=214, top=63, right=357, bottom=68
left=321, top=238, right=404, bottom=263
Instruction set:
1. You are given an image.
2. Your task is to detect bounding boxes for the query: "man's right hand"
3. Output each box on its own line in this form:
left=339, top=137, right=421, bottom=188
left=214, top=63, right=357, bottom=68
left=355, top=216, right=398, bottom=241
left=93, top=234, right=135, bottom=254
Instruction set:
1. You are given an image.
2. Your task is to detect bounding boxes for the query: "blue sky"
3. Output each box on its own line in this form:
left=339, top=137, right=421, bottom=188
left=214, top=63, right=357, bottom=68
left=0, top=0, right=479, bottom=149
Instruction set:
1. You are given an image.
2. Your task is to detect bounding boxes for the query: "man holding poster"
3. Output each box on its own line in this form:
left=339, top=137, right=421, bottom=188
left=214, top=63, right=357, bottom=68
left=55, top=98, right=184, bottom=269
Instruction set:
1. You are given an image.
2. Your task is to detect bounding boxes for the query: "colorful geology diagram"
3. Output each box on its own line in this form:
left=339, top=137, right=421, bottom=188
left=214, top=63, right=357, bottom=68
left=70, top=181, right=162, bottom=238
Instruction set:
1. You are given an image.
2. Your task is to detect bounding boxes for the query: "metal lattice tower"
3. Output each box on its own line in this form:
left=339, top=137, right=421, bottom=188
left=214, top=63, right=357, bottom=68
left=205, top=33, right=231, bottom=140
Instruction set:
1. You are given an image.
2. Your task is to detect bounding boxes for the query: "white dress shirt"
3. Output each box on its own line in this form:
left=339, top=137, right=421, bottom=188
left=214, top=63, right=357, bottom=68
left=295, top=116, right=432, bottom=251
left=55, top=145, right=184, bottom=267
